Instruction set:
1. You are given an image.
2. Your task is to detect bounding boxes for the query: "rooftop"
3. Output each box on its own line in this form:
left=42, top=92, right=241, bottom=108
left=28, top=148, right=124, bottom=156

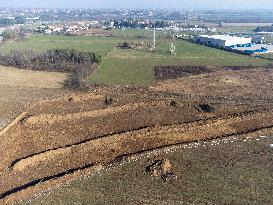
left=199, top=35, right=252, bottom=41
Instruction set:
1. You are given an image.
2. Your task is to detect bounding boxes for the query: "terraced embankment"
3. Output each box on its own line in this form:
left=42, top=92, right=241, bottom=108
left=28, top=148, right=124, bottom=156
left=1, top=92, right=273, bottom=203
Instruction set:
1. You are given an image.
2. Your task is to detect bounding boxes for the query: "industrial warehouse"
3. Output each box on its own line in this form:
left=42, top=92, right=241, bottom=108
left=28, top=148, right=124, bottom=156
left=197, top=35, right=252, bottom=47
left=196, top=34, right=273, bottom=54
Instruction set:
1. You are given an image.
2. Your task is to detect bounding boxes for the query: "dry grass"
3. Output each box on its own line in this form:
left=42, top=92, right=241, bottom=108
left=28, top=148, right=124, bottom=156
left=0, top=66, right=68, bottom=131
left=0, top=66, right=67, bottom=89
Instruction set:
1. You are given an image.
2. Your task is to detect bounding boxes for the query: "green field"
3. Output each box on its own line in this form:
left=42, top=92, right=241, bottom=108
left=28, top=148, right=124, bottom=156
left=216, top=26, right=257, bottom=33
left=1, top=31, right=272, bottom=86
left=90, top=38, right=271, bottom=85
left=258, top=53, right=273, bottom=60
left=112, top=29, right=173, bottom=38
left=0, top=34, right=121, bottom=56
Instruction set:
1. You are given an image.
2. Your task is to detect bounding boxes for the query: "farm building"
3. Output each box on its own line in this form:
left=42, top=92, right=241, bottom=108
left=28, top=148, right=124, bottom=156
left=196, top=35, right=252, bottom=48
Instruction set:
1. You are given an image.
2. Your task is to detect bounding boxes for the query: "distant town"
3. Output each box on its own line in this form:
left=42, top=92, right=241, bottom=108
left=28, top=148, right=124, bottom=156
left=1, top=8, right=273, bottom=54
left=2, top=4, right=273, bottom=205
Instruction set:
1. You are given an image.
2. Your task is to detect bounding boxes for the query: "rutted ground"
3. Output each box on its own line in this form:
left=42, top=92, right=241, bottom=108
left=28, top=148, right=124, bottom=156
left=1, top=67, right=273, bottom=204
left=26, top=134, right=273, bottom=205
left=1, top=92, right=273, bottom=203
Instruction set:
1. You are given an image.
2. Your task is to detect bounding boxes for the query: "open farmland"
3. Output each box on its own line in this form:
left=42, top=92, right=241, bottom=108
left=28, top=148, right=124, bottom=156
left=216, top=25, right=257, bottom=33
left=1, top=29, right=273, bottom=205
left=0, top=34, right=121, bottom=56
left=90, top=39, right=272, bottom=85
left=2, top=4, right=273, bottom=205
left=0, top=65, right=68, bottom=131
left=0, top=31, right=272, bottom=86
left=1, top=66, right=273, bottom=204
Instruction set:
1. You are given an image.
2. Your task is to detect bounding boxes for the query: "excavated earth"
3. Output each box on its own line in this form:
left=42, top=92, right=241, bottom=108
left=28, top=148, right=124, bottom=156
left=1, top=67, right=273, bottom=204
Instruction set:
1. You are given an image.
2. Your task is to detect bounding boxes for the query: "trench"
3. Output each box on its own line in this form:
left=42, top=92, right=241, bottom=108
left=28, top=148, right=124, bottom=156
left=9, top=107, right=270, bottom=170
left=2, top=107, right=273, bottom=200
left=2, top=123, right=273, bottom=200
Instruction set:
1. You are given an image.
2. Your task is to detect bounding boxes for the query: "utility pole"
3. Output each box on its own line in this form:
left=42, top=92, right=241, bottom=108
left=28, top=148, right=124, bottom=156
left=153, top=25, right=156, bottom=50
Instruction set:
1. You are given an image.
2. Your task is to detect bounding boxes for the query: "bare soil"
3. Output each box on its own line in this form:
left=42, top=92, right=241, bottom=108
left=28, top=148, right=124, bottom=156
left=151, top=67, right=273, bottom=104
left=1, top=66, right=273, bottom=204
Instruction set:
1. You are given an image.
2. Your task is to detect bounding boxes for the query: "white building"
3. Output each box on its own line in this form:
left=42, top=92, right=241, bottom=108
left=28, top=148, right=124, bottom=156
left=197, top=35, right=252, bottom=47
left=44, top=29, right=52, bottom=34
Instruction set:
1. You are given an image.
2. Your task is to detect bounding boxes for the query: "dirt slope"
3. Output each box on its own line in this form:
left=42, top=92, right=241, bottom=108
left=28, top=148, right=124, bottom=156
left=1, top=67, right=273, bottom=204
left=1, top=91, right=273, bottom=204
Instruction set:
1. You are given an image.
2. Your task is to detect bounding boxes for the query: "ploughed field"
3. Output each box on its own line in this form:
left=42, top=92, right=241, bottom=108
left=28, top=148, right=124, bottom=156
left=1, top=66, right=273, bottom=204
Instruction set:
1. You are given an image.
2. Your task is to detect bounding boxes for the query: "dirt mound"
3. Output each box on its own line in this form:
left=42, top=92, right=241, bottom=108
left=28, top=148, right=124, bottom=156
left=145, top=159, right=174, bottom=179
left=25, top=101, right=167, bottom=126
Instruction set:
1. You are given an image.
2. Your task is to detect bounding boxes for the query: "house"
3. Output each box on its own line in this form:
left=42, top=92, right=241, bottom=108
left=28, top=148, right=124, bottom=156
left=44, top=29, right=52, bottom=34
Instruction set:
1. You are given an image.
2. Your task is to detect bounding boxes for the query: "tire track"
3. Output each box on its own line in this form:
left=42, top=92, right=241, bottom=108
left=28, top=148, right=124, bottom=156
left=2, top=123, right=273, bottom=201
left=8, top=107, right=271, bottom=171
left=25, top=101, right=168, bottom=126
left=1, top=108, right=273, bottom=200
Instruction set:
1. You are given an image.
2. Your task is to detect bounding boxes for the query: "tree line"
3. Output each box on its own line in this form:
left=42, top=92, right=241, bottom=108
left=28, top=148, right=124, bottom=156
left=0, top=16, right=26, bottom=26
left=0, top=49, right=100, bottom=88
left=0, top=49, right=99, bottom=72
left=104, top=20, right=169, bottom=29
left=254, top=25, right=273, bottom=32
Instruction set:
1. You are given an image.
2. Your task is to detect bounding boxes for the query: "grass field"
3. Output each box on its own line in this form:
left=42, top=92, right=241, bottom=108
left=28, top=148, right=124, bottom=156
left=90, top=39, right=272, bottom=85
left=112, top=29, right=172, bottom=38
left=217, top=26, right=257, bottom=33
left=25, top=136, right=273, bottom=205
left=1, top=31, right=272, bottom=86
left=0, top=34, right=121, bottom=56
left=0, top=30, right=167, bottom=56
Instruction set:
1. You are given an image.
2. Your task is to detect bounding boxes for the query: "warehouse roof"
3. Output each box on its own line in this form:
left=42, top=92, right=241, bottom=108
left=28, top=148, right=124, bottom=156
left=199, top=35, right=251, bottom=41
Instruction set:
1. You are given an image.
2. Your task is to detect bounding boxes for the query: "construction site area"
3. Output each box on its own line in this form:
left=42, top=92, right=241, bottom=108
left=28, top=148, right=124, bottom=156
left=1, top=65, right=273, bottom=204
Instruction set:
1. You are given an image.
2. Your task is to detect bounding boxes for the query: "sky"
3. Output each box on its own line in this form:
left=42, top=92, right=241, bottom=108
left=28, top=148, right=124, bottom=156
left=0, top=0, right=273, bottom=10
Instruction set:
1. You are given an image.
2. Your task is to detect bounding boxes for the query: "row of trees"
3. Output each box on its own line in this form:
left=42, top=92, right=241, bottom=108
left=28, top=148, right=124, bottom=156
left=0, top=16, right=26, bottom=26
left=254, top=25, right=273, bottom=32
left=0, top=28, right=27, bottom=41
left=104, top=20, right=169, bottom=29
left=0, top=49, right=99, bottom=72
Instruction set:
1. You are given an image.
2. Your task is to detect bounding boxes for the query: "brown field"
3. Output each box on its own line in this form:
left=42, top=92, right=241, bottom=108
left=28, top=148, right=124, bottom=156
left=152, top=67, right=273, bottom=104
left=1, top=66, right=273, bottom=204
left=0, top=66, right=66, bottom=89
left=0, top=66, right=68, bottom=131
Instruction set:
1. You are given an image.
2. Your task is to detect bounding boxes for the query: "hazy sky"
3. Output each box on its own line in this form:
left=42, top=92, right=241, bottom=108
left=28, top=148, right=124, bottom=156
left=0, top=0, right=273, bottom=10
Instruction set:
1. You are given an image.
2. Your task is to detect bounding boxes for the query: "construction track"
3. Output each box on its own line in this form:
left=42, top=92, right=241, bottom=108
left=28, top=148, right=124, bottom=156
left=1, top=91, right=273, bottom=204
left=1, top=67, right=273, bottom=204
